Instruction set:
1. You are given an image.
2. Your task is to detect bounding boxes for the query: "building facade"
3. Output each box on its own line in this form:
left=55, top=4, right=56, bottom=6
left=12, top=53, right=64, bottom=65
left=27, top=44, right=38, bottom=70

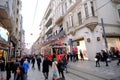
left=0, top=0, right=23, bottom=59
left=38, top=0, right=120, bottom=60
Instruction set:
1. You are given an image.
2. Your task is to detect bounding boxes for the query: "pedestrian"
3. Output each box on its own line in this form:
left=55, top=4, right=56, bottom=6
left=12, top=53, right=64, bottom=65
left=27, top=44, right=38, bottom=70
left=57, top=60, right=65, bottom=79
left=95, top=52, right=101, bottom=67
left=0, top=56, right=5, bottom=71
left=0, top=60, right=4, bottom=80
left=67, top=53, right=70, bottom=62
left=20, top=56, right=25, bottom=66
left=31, top=56, right=35, bottom=70
left=101, top=50, right=109, bottom=66
left=11, top=58, right=20, bottom=80
left=42, top=57, right=50, bottom=80
left=6, top=60, right=12, bottom=80
left=115, top=50, right=120, bottom=65
left=36, top=55, right=41, bottom=71
left=52, top=58, right=59, bottom=80
left=79, top=49, right=84, bottom=61
left=23, top=59, right=29, bottom=80
left=14, top=66, right=24, bottom=80
left=62, top=55, right=68, bottom=73
left=70, top=52, right=73, bottom=62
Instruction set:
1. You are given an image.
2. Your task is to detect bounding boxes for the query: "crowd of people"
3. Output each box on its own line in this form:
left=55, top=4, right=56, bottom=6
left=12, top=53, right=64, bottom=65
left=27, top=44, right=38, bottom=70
left=0, top=55, right=42, bottom=80
left=95, top=49, right=120, bottom=67
left=0, top=48, right=120, bottom=80
left=0, top=54, right=68, bottom=80
left=42, top=54, right=68, bottom=80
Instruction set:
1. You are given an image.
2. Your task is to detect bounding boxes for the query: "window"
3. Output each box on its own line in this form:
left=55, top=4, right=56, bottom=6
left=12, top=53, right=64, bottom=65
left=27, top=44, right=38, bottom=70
left=84, top=3, right=89, bottom=18
left=118, top=9, right=120, bottom=18
left=65, top=2, right=67, bottom=12
left=62, top=5, right=64, bottom=15
left=71, top=16, right=73, bottom=27
left=69, top=15, right=74, bottom=27
left=17, top=1, right=19, bottom=5
left=91, top=1, right=95, bottom=16
left=78, top=12, right=82, bottom=25
left=69, top=0, right=72, bottom=3
left=59, top=24, right=63, bottom=33
left=66, top=21, right=69, bottom=31
left=16, top=18, right=18, bottom=24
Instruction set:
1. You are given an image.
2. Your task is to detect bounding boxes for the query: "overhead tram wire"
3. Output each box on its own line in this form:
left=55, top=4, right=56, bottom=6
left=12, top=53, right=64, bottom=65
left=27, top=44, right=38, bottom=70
left=31, top=0, right=39, bottom=34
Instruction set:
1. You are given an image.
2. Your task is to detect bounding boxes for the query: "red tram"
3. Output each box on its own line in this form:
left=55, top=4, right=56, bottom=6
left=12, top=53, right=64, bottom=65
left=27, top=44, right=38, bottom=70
left=42, top=42, right=68, bottom=61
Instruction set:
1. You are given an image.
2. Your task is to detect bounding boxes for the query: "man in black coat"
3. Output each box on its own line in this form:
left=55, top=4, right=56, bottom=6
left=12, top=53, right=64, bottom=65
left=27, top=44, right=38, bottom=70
left=0, top=56, right=5, bottom=71
left=6, top=61, right=12, bottom=80
left=101, top=50, right=109, bottom=66
left=42, top=57, right=50, bottom=80
left=36, top=56, right=41, bottom=71
left=11, top=58, right=20, bottom=80
left=31, top=56, right=35, bottom=70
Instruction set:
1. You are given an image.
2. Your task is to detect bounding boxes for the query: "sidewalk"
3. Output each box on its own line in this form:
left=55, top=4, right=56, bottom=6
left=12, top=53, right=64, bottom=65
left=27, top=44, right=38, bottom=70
left=68, top=60, right=120, bottom=80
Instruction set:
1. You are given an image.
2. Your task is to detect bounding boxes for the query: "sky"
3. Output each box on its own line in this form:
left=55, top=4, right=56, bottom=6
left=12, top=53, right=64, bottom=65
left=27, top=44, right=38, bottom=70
left=21, top=0, right=50, bottom=49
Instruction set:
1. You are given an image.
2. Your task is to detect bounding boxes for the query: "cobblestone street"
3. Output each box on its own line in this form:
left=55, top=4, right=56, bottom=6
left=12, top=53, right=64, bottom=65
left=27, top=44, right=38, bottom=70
left=68, top=60, right=120, bottom=80
left=1, top=60, right=120, bottom=80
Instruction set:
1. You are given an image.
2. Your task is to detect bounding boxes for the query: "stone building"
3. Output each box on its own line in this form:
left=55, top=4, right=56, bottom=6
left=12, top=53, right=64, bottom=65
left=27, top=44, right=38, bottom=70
left=0, top=0, right=24, bottom=59
left=38, top=0, right=120, bottom=60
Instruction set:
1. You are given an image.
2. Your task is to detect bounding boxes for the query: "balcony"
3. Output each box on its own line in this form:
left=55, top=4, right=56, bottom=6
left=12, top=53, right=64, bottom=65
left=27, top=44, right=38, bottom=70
left=45, top=25, right=53, bottom=34
left=55, top=15, right=64, bottom=24
left=83, top=16, right=98, bottom=31
left=0, top=1, right=13, bottom=33
left=112, top=0, right=120, bottom=4
left=42, top=30, right=66, bottom=45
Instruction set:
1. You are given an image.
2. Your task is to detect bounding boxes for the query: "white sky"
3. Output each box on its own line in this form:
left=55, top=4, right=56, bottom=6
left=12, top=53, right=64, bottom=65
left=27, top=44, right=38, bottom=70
left=21, top=0, right=50, bottom=49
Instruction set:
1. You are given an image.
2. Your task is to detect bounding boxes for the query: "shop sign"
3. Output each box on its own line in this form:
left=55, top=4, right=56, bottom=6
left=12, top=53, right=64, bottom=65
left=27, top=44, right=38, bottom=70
left=0, top=43, right=9, bottom=50
left=0, top=27, right=9, bottom=42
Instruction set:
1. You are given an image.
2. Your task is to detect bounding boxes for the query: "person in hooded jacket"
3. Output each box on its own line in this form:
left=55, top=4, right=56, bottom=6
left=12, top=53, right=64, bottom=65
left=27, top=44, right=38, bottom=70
left=42, top=57, right=50, bottom=80
left=23, top=59, right=29, bottom=80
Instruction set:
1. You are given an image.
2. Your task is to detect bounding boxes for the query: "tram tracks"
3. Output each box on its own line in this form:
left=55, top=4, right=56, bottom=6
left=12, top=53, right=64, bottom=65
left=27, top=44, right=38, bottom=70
left=68, top=66, right=109, bottom=80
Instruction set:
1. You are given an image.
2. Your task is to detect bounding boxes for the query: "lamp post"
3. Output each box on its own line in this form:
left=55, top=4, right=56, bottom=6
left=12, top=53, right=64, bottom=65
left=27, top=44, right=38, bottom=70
left=101, top=18, right=109, bottom=54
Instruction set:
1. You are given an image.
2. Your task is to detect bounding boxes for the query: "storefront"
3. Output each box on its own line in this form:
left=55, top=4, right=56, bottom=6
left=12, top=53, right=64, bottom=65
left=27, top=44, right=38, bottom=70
left=107, top=37, right=120, bottom=51
left=0, top=26, right=9, bottom=61
left=72, top=39, right=88, bottom=60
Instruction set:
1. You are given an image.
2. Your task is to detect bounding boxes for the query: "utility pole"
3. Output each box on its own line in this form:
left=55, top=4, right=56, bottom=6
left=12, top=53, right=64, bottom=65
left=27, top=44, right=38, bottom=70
left=101, top=18, right=109, bottom=54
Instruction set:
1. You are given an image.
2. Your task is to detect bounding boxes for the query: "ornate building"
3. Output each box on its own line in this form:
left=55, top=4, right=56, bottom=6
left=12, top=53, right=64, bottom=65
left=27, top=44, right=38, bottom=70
left=37, top=0, right=120, bottom=60
left=0, top=0, right=24, bottom=59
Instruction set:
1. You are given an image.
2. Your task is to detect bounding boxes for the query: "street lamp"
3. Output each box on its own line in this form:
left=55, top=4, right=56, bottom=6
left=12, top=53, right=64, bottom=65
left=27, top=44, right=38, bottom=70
left=101, top=18, right=109, bottom=54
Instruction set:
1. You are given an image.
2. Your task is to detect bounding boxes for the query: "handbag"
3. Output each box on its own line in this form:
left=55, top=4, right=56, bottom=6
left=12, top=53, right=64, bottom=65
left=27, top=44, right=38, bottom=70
left=53, top=72, right=57, bottom=77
